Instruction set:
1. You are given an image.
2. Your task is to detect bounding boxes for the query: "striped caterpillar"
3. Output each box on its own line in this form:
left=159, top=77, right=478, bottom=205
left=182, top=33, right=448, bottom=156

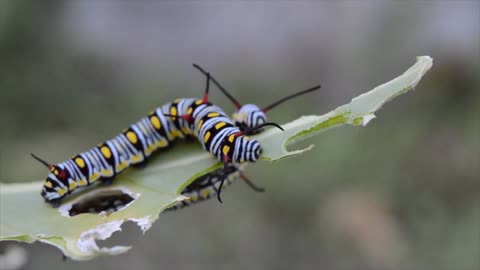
left=168, top=65, right=321, bottom=209
left=33, top=65, right=319, bottom=208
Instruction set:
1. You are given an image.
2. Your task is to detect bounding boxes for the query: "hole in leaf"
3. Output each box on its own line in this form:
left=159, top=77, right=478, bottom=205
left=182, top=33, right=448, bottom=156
left=68, top=189, right=136, bottom=217
left=96, top=221, right=141, bottom=249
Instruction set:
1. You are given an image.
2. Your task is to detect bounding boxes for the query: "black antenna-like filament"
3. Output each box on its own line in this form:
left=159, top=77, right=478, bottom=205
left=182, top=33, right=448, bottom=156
left=31, top=153, right=53, bottom=169
left=192, top=63, right=242, bottom=109
left=262, top=85, right=322, bottom=112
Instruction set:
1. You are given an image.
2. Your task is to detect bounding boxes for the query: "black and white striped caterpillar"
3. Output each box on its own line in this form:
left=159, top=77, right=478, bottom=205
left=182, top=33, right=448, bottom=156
left=168, top=65, right=321, bottom=209
left=33, top=65, right=319, bottom=208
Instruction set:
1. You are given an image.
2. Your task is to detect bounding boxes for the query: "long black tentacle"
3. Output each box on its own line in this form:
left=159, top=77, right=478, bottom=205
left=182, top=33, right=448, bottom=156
left=240, top=172, right=265, bottom=192
left=193, top=63, right=242, bottom=109
left=244, top=122, right=284, bottom=135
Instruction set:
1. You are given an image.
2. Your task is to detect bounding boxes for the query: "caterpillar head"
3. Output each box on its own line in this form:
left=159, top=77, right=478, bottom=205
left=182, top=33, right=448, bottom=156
left=232, top=104, right=267, bottom=134
left=232, top=137, right=262, bottom=163
left=32, top=154, right=68, bottom=207
left=41, top=165, right=70, bottom=207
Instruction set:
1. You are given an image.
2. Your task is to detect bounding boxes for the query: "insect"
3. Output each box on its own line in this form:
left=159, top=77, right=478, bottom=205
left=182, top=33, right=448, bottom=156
left=166, top=65, right=321, bottom=208
left=166, top=164, right=264, bottom=210
left=161, top=73, right=286, bottom=203
left=31, top=94, right=194, bottom=208
left=32, top=70, right=280, bottom=207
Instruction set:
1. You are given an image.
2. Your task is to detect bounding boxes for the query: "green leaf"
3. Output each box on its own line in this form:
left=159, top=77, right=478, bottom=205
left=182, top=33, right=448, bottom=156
left=0, top=56, right=432, bottom=260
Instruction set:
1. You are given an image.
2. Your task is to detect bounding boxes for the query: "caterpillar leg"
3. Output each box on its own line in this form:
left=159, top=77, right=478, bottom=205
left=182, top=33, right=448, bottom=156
left=49, top=198, right=61, bottom=208
left=132, top=160, right=148, bottom=169
left=101, top=177, right=115, bottom=186
left=239, top=172, right=265, bottom=192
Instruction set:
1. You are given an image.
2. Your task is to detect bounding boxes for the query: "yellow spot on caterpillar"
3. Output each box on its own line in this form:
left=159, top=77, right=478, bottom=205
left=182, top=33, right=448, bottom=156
left=150, top=116, right=161, bottom=129
left=204, top=131, right=211, bottom=143
left=240, top=112, right=246, bottom=121
left=222, top=145, right=230, bottom=155
left=145, top=144, right=156, bottom=156
left=101, top=146, right=112, bottom=159
left=208, top=112, right=220, bottom=118
left=244, top=136, right=250, bottom=141
left=126, top=131, right=138, bottom=144
left=187, top=107, right=193, bottom=114
left=197, top=120, right=204, bottom=131
left=56, top=188, right=65, bottom=196
left=44, top=180, right=52, bottom=188
left=77, top=179, right=87, bottom=186
left=182, top=126, right=191, bottom=135
left=228, top=134, right=235, bottom=143
left=195, top=99, right=203, bottom=105
left=49, top=167, right=55, bottom=172
left=201, top=189, right=210, bottom=198
left=131, top=154, right=142, bottom=163
left=171, top=129, right=182, bottom=138
left=90, top=173, right=99, bottom=182
left=174, top=98, right=181, bottom=103
left=69, top=181, right=76, bottom=190
left=170, top=107, right=177, bottom=116
left=215, top=122, right=226, bottom=129
left=75, top=157, right=85, bottom=168
left=101, top=169, right=113, bottom=177
left=189, top=193, right=198, bottom=202
left=232, top=113, right=238, bottom=120
left=116, top=162, right=123, bottom=171
left=116, top=160, right=128, bottom=171
left=156, top=140, right=167, bottom=148
left=54, top=170, right=59, bottom=175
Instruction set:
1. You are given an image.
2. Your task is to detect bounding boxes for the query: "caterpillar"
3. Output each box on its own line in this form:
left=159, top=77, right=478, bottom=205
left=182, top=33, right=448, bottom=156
left=33, top=65, right=319, bottom=208
left=167, top=65, right=321, bottom=209
left=167, top=164, right=266, bottom=210
left=31, top=94, right=197, bottom=208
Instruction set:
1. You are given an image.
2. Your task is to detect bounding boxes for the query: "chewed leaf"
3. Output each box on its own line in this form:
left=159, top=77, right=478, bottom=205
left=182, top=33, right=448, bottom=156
left=0, top=56, right=432, bottom=260
left=257, top=56, right=433, bottom=161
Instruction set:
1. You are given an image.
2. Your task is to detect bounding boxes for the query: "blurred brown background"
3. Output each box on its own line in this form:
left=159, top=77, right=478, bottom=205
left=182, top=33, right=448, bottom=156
left=0, top=1, right=478, bottom=270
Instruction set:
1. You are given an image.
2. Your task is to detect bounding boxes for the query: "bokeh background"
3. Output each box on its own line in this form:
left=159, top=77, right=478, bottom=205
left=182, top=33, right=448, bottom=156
left=0, top=1, right=479, bottom=270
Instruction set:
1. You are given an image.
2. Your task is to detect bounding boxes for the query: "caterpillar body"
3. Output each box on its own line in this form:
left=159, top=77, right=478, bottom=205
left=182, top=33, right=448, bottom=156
left=167, top=66, right=321, bottom=210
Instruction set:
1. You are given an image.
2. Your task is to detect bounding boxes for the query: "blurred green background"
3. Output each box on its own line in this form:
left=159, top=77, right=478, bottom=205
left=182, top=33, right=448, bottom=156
left=0, top=1, right=478, bottom=270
